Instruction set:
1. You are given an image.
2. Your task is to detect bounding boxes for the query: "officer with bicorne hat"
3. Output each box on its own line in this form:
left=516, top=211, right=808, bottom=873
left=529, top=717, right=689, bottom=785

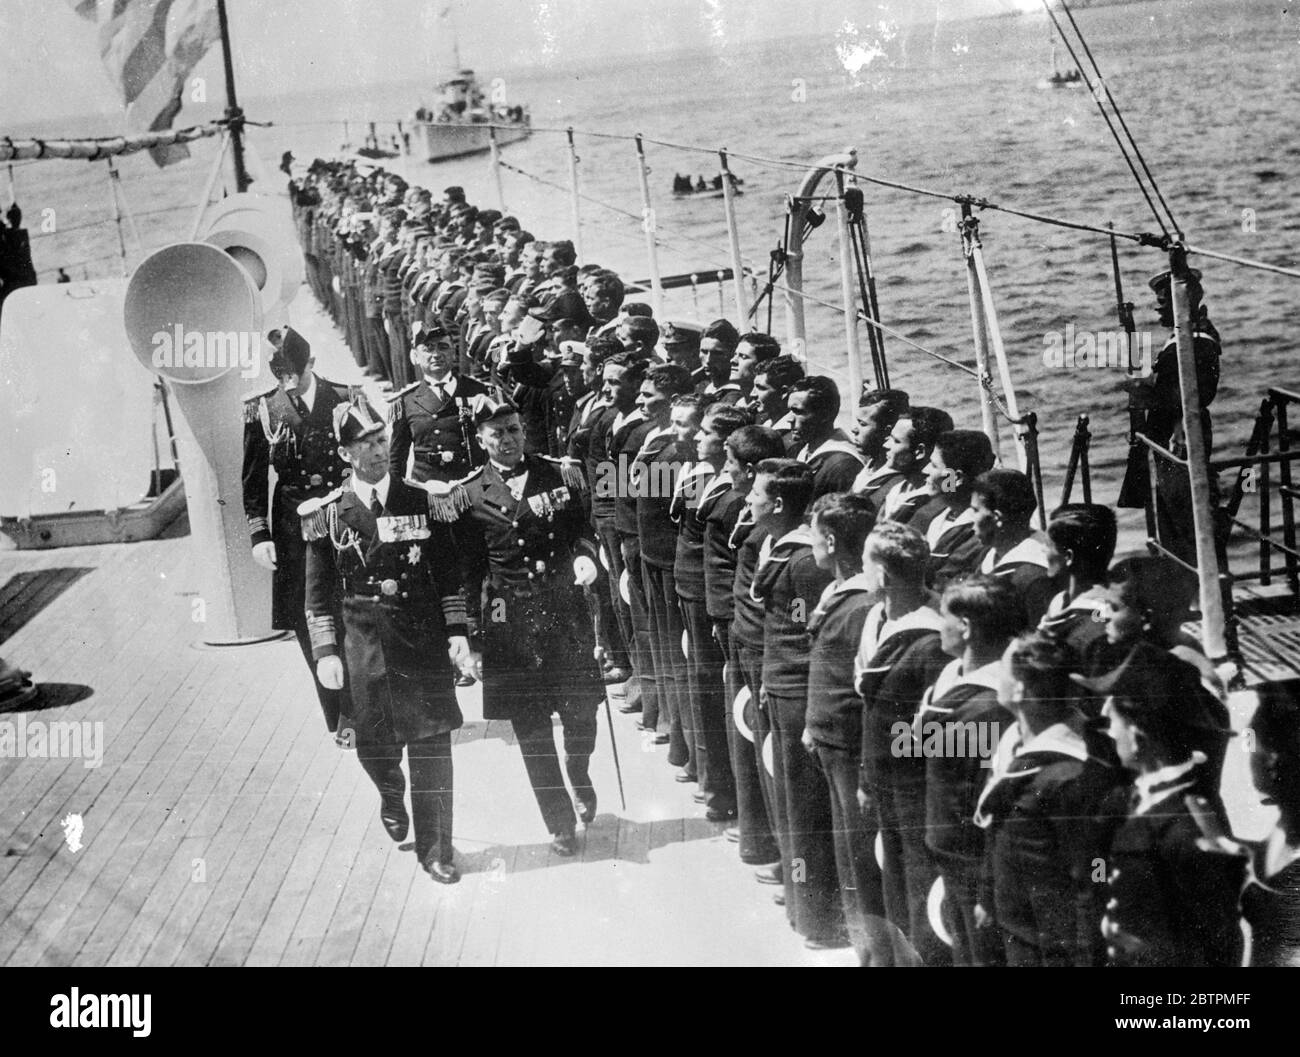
left=301, top=398, right=474, bottom=884
left=242, top=327, right=356, bottom=736
left=428, top=400, right=606, bottom=856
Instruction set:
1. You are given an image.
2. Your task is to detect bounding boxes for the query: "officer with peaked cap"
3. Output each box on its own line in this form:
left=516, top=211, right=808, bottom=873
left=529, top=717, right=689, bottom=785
left=301, top=397, right=472, bottom=884
left=387, top=322, right=493, bottom=484
left=436, top=400, right=606, bottom=856
left=242, top=327, right=355, bottom=735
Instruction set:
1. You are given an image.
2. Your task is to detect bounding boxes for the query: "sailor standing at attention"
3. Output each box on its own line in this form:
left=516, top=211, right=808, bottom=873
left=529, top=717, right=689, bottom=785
left=387, top=322, right=493, bottom=484
left=301, top=399, right=472, bottom=884
left=437, top=401, right=607, bottom=856
left=242, top=328, right=355, bottom=737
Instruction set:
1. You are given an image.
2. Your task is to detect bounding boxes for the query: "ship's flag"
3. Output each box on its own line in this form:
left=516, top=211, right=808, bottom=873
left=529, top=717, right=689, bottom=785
left=68, top=0, right=221, bottom=167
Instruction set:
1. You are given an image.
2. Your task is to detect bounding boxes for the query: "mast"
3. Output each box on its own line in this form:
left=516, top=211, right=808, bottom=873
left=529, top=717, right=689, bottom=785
left=215, top=0, right=251, bottom=193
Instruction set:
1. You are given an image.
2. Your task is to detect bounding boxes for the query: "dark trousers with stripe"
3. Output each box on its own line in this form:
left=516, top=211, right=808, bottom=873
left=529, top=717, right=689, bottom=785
left=768, top=691, right=844, bottom=943
left=680, top=597, right=734, bottom=810
left=732, top=640, right=780, bottom=865
left=357, top=733, right=454, bottom=864
left=642, top=561, right=689, bottom=770
left=511, top=702, right=599, bottom=838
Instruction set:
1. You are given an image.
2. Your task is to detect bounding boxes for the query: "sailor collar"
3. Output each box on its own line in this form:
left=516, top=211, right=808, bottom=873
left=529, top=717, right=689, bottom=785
left=611, top=408, right=644, bottom=434
left=852, top=462, right=897, bottom=490
left=926, top=504, right=977, bottom=548
left=798, top=431, right=865, bottom=466
left=930, top=655, right=1002, bottom=699
left=1132, top=753, right=1206, bottom=815
left=674, top=461, right=716, bottom=498
left=860, top=602, right=944, bottom=662
left=980, top=535, right=1050, bottom=575
left=1043, top=584, right=1108, bottom=619
left=756, top=524, right=813, bottom=569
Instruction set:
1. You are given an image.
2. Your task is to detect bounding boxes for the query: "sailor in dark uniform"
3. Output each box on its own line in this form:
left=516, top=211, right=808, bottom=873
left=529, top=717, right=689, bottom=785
left=301, top=399, right=471, bottom=884
left=1076, top=642, right=1246, bottom=967
left=242, top=328, right=354, bottom=735
left=387, top=323, right=493, bottom=483
left=1118, top=265, right=1223, bottom=567
left=440, top=402, right=606, bottom=856
left=697, top=318, right=742, bottom=403
left=788, top=376, right=866, bottom=497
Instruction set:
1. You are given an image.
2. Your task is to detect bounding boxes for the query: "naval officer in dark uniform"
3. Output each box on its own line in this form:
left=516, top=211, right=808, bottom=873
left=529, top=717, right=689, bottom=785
left=387, top=323, right=493, bottom=484
left=439, top=401, right=606, bottom=856
left=242, top=328, right=354, bottom=734
left=302, top=399, right=472, bottom=884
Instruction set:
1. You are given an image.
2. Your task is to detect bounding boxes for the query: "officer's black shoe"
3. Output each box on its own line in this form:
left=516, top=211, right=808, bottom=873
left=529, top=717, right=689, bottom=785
left=573, top=788, right=597, bottom=824
left=754, top=863, right=783, bottom=885
left=455, top=672, right=476, bottom=687
left=380, top=792, right=409, bottom=842
left=706, top=806, right=737, bottom=822
left=550, top=832, right=578, bottom=856
left=424, top=858, right=460, bottom=885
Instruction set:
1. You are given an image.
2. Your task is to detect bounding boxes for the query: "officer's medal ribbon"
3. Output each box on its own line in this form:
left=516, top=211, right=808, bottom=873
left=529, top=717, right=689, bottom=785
left=527, top=492, right=554, bottom=518
left=376, top=514, right=431, bottom=542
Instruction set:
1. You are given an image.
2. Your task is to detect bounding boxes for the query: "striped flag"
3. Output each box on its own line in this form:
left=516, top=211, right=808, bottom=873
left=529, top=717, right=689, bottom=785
left=69, top=0, right=221, bottom=167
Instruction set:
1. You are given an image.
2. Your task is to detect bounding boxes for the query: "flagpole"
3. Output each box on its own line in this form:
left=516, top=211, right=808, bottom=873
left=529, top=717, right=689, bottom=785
left=215, top=0, right=251, bottom=193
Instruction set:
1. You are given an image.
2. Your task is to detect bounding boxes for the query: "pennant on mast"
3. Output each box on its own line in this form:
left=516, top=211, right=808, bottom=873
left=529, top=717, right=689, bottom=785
left=69, top=0, right=222, bottom=167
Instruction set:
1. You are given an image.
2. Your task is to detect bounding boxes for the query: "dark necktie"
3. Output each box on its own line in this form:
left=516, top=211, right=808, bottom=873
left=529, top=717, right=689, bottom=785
left=291, top=394, right=309, bottom=418
left=369, top=496, right=383, bottom=520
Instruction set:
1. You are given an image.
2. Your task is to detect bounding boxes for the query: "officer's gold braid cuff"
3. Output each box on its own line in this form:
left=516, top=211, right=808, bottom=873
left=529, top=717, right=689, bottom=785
left=440, top=594, right=468, bottom=631
left=247, top=515, right=269, bottom=536
left=306, top=611, right=337, bottom=656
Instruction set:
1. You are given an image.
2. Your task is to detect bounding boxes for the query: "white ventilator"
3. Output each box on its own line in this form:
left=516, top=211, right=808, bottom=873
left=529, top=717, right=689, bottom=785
left=123, top=241, right=273, bottom=644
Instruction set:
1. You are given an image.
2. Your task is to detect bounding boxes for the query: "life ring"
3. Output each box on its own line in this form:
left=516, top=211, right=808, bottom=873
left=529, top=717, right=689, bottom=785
left=598, top=543, right=611, bottom=572
left=619, top=568, right=630, bottom=605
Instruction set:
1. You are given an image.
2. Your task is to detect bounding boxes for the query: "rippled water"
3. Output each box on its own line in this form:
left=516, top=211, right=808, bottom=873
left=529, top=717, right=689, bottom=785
left=12, top=0, right=1299, bottom=517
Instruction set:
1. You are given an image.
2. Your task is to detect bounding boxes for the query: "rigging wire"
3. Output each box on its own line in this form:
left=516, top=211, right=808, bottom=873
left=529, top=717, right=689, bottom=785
left=1038, top=0, right=1169, bottom=238
left=1055, top=0, right=1183, bottom=240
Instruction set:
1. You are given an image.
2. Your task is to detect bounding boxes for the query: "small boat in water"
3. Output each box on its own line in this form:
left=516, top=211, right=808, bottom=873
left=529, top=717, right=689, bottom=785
left=411, top=68, right=531, bottom=164
left=671, top=172, right=744, bottom=199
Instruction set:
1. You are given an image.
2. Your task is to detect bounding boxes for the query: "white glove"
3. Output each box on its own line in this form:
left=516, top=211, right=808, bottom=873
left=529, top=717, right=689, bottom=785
left=447, top=635, right=472, bottom=672
left=573, top=556, right=597, bottom=587
left=252, top=541, right=278, bottom=571
left=316, top=655, right=344, bottom=690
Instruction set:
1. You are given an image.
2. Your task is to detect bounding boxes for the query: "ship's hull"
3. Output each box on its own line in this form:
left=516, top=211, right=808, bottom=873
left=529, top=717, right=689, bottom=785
left=412, top=121, right=531, bottom=163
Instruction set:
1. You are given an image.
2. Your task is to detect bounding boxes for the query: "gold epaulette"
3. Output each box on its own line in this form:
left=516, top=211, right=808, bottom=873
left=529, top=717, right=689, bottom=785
left=387, top=381, right=421, bottom=402
left=298, top=488, right=342, bottom=541
left=541, top=455, right=588, bottom=493
left=244, top=389, right=275, bottom=425
left=386, top=381, right=420, bottom=422
left=407, top=467, right=481, bottom=522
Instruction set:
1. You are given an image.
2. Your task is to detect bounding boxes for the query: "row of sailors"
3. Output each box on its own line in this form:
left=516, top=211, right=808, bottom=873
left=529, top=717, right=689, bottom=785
left=274, top=159, right=1296, bottom=963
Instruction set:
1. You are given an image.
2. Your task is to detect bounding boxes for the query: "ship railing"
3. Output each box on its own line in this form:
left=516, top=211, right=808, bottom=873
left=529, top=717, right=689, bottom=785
left=1131, top=388, right=1300, bottom=664
left=1060, top=414, right=1093, bottom=506
left=1216, top=388, right=1300, bottom=596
